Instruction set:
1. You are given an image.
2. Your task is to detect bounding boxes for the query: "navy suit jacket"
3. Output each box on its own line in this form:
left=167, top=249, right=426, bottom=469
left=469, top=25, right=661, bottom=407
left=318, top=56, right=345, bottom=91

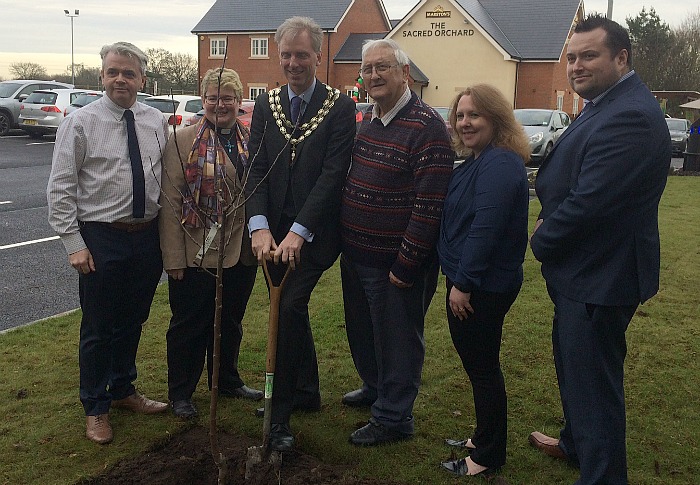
left=245, top=81, right=355, bottom=268
left=530, top=73, right=670, bottom=305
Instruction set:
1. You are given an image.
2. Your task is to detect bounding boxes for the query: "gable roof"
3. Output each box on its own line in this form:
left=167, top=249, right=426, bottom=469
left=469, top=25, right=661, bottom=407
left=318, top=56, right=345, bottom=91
left=192, top=0, right=387, bottom=34
left=453, top=0, right=581, bottom=60
left=335, top=33, right=386, bottom=61
left=334, top=33, right=428, bottom=83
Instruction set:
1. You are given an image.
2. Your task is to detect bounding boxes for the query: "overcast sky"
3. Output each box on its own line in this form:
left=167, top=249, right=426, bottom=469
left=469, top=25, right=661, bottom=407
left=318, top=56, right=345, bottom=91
left=1, top=0, right=698, bottom=80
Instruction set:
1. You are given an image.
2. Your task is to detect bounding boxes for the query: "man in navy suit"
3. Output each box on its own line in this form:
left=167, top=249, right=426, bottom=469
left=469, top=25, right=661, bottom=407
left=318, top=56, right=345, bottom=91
left=245, top=16, right=355, bottom=451
left=528, top=15, right=670, bottom=484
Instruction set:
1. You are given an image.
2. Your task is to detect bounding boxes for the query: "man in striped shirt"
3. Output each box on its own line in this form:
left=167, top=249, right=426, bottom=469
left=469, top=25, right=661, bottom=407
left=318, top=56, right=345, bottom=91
left=48, top=42, right=170, bottom=445
left=340, top=39, right=454, bottom=446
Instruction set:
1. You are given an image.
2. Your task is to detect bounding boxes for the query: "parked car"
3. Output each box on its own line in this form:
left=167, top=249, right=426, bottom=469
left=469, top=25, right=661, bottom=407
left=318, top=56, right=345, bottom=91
left=432, top=106, right=453, bottom=136
left=355, top=102, right=372, bottom=123
left=18, top=88, right=99, bottom=138
left=0, top=79, right=73, bottom=136
left=666, top=117, right=691, bottom=156
left=62, top=91, right=151, bottom=118
left=62, top=92, right=104, bottom=117
left=514, top=109, right=571, bottom=165
left=142, top=95, right=203, bottom=133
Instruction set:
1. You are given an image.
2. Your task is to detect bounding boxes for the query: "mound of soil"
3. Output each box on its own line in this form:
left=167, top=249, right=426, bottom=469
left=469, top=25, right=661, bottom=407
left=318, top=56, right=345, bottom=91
left=78, top=426, right=404, bottom=485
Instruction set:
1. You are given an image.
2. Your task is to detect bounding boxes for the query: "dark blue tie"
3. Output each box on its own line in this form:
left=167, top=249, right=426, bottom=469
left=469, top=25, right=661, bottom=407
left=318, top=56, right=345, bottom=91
left=124, top=109, right=145, bottom=218
left=290, top=96, right=302, bottom=126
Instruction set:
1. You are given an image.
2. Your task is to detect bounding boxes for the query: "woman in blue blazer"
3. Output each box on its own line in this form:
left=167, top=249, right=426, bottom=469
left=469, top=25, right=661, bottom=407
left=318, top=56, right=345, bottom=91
left=438, top=84, right=530, bottom=476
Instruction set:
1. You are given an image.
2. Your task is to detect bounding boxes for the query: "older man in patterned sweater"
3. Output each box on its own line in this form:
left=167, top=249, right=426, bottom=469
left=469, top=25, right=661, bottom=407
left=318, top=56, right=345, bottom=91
left=340, top=39, right=454, bottom=446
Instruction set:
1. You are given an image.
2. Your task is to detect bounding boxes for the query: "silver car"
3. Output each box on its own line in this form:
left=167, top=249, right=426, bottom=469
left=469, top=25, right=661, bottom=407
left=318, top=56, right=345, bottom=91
left=0, top=79, right=73, bottom=136
left=19, top=88, right=99, bottom=138
left=514, top=109, right=571, bottom=166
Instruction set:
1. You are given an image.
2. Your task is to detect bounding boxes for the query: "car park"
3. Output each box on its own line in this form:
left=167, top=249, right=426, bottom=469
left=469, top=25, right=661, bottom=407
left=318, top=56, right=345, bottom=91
left=514, top=109, right=571, bottom=165
left=666, top=117, right=691, bottom=156
left=142, top=94, right=203, bottom=133
left=0, top=79, right=73, bottom=136
left=19, top=88, right=99, bottom=138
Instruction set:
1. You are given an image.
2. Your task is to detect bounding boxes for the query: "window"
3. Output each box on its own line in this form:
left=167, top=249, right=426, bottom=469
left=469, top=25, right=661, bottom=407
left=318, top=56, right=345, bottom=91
left=250, top=37, right=268, bottom=58
left=346, top=89, right=355, bottom=97
left=556, top=91, right=564, bottom=111
left=249, top=87, right=266, bottom=99
left=210, top=37, right=226, bottom=58
left=572, top=95, right=580, bottom=116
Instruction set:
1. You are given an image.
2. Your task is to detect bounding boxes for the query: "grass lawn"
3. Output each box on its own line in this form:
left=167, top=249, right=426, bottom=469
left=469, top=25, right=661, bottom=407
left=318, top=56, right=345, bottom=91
left=1, top=177, right=698, bottom=485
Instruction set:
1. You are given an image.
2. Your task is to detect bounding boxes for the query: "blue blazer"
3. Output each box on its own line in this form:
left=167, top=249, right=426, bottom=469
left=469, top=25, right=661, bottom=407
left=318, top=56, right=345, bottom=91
left=438, top=145, right=529, bottom=294
left=530, top=73, right=670, bottom=305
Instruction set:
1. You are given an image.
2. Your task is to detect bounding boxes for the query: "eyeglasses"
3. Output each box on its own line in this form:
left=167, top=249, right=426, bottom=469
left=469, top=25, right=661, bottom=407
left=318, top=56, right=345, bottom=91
left=359, top=63, right=399, bottom=78
left=204, top=96, right=239, bottom=105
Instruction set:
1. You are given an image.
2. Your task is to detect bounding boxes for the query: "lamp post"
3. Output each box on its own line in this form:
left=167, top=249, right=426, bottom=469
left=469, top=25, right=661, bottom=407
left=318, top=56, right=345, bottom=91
left=64, top=9, right=79, bottom=86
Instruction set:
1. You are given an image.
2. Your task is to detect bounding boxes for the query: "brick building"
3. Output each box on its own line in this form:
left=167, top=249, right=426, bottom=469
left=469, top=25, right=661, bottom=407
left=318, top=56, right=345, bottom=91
left=191, top=0, right=585, bottom=115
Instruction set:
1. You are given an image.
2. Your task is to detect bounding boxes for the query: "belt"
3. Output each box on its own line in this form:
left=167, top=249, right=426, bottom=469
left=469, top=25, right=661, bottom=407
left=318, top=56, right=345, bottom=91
left=80, top=219, right=156, bottom=233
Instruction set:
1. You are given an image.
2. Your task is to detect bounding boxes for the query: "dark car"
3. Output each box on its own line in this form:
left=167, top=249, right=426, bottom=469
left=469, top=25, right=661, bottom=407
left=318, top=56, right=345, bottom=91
left=666, top=118, right=690, bottom=156
left=355, top=102, right=372, bottom=130
left=514, top=109, right=571, bottom=166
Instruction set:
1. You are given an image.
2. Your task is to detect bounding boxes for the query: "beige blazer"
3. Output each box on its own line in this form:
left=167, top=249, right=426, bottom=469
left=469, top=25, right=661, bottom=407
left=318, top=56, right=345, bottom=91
left=159, top=123, right=256, bottom=270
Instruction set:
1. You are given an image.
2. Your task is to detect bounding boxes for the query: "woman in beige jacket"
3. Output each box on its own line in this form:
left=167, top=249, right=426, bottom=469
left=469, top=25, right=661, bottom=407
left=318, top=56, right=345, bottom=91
left=159, top=68, right=260, bottom=419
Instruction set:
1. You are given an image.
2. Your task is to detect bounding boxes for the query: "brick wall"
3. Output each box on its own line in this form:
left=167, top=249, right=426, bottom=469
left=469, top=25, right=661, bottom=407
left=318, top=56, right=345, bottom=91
left=196, top=0, right=389, bottom=97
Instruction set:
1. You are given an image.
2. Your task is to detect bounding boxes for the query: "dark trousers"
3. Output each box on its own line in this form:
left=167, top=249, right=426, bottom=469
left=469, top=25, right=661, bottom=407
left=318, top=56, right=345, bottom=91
left=340, top=253, right=437, bottom=435
left=265, top=257, right=324, bottom=424
left=166, top=263, right=257, bottom=401
left=446, top=281, right=519, bottom=469
left=78, top=222, right=162, bottom=416
left=548, top=285, right=637, bottom=485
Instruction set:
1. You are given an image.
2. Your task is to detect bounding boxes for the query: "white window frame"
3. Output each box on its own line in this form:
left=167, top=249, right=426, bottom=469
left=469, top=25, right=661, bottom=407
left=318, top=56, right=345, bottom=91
left=210, top=37, right=226, bottom=58
left=572, top=95, right=580, bottom=116
left=249, top=86, right=267, bottom=99
left=250, top=37, right=269, bottom=58
left=556, top=91, right=564, bottom=111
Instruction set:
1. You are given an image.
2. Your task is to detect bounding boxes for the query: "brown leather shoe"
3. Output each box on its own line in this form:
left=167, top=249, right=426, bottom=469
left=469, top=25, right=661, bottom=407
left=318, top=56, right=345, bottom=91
left=86, top=414, right=113, bottom=444
left=112, top=391, right=168, bottom=414
left=529, top=431, right=567, bottom=460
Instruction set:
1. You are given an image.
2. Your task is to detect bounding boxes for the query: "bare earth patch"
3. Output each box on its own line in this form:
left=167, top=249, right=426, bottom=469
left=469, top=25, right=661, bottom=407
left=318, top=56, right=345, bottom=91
left=76, top=426, right=406, bottom=485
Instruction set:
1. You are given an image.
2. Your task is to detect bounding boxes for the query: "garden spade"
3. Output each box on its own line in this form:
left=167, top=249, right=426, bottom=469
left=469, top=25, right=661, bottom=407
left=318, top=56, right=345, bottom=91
left=245, top=257, right=291, bottom=479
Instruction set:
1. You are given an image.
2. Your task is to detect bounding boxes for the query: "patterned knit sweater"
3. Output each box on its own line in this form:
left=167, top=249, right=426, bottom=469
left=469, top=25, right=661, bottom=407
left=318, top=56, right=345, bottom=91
left=341, top=92, right=454, bottom=284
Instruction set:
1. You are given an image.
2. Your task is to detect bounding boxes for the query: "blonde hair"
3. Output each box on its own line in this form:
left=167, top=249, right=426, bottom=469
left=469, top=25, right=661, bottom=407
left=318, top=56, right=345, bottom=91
left=200, top=68, right=243, bottom=101
left=449, top=84, right=530, bottom=162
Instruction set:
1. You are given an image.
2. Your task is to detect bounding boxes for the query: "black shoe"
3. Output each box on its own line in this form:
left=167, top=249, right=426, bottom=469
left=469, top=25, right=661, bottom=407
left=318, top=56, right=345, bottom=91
left=341, top=388, right=375, bottom=408
left=219, top=385, right=263, bottom=401
left=441, top=457, right=498, bottom=477
left=254, top=398, right=321, bottom=418
left=441, top=458, right=468, bottom=476
left=349, top=418, right=412, bottom=446
left=269, top=423, right=294, bottom=451
left=445, top=437, right=476, bottom=452
left=171, top=399, right=197, bottom=419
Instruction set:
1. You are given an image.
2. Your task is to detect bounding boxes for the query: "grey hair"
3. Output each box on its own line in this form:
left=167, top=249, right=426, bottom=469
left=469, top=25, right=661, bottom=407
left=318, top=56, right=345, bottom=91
left=361, top=39, right=410, bottom=66
left=275, top=16, right=323, bottom=53
left=100, top=42, right=148, bottom=75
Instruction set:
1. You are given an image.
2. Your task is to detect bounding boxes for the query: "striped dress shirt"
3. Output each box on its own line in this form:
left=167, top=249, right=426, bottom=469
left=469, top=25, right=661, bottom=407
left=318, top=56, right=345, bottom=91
left=47, top=95, right=169, bottom=255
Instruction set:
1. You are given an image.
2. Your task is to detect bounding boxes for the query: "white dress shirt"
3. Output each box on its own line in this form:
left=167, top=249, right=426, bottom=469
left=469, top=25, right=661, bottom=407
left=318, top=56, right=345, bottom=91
left=47, top=95, right=169, bottom=254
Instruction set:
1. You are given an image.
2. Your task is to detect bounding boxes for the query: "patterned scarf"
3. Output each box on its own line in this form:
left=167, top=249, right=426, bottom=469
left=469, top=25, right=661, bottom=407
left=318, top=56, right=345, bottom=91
left=181, top=118, right=249, bottom=228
